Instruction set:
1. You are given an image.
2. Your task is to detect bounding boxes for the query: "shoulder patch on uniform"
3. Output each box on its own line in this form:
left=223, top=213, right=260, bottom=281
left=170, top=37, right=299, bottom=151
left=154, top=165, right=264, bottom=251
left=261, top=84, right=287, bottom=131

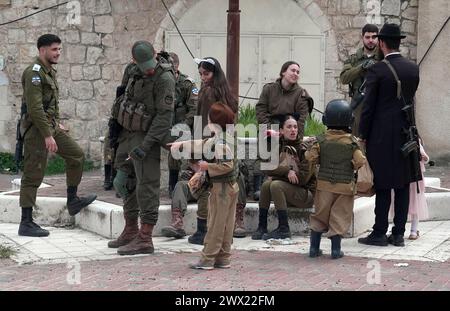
left=32, top=64, right=41, bottom=72
left=192, top=87, right=199, bottom=95
left=31, top=75, right=41, bottom=86
left=165, top=94, right=174, bottom=105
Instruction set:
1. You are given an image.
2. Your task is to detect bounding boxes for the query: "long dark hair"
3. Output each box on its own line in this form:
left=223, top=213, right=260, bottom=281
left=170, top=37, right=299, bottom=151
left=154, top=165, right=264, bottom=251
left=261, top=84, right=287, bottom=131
left=198, top=57, right=238, bottom=113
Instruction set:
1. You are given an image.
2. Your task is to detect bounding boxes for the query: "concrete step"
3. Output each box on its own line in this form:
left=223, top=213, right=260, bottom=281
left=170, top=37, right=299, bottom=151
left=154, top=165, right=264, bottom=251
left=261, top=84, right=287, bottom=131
left=1, top=178, right=448, bottom=239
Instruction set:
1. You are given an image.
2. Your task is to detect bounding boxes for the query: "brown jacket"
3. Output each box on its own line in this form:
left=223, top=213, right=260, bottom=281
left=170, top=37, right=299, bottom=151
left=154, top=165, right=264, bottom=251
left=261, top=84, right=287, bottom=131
left=306, top=130, right=366, bottom=195
left=256, top=79, right=313, bottom=140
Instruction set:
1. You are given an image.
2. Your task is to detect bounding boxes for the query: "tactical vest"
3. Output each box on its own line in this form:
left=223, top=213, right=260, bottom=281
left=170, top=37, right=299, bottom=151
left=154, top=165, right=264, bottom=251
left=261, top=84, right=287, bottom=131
left=113, top=63, right=174, bottom=132
left=206, top=135, right=238, bottom=184
left=317, top=135, right=357, bottom=184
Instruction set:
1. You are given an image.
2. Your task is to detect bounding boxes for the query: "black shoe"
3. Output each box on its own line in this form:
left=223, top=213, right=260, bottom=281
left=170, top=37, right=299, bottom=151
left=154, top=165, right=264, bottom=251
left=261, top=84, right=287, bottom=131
left=251, top=227, right=268, bottom=240
left=18, top=221, right=50, bottom=237
left=330, top=235, right=344, bottom=259
left=387, top=234, right=405, bottom=247
left=358, top=232, right=388, bottom=246
left=262, top=227, right=291, bottom=240
left=67, top=194, right=97, bottom=216
left=188, top=218, right=207, bottom=245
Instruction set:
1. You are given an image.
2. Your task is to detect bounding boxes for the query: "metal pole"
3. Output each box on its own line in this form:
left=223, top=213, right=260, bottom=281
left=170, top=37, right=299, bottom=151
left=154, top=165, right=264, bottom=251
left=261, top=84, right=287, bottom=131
left=226, top=0, right=240, bottom=101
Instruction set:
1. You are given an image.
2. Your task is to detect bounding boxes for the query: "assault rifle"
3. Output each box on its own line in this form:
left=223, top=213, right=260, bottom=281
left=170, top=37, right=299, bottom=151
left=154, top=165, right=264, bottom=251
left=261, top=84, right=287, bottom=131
left=401, top=103, right=421, bottom=193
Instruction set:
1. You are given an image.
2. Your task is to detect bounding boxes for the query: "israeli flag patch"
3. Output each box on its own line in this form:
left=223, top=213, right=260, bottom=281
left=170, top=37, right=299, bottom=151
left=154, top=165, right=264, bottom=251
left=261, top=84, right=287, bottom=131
left=32, top=64, right=41, bottom=72
left=192, top=87, right=199, bottom=95
left=31, top=75, right=41, bottom=85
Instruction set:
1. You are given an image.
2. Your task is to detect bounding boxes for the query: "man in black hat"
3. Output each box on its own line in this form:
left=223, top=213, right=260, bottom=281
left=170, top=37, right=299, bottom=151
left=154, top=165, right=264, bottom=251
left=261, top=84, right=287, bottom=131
left=358, top=23, right=421, bottom=247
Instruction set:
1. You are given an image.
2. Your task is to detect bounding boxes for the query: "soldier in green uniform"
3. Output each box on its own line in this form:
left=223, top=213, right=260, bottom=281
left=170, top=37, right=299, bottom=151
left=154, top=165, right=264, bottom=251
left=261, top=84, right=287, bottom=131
left=167, top=52, right=198, bottom=196
left=109, top=41, right=175, bottom=256
left=340, top=24, right=380, bottom=137
left=18, top=34, right=97, bottom=237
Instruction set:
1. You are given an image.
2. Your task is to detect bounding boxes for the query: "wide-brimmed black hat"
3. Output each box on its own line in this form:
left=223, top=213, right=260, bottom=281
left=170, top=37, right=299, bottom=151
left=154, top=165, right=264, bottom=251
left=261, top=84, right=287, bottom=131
left=376, top=23, right=406, bottom=39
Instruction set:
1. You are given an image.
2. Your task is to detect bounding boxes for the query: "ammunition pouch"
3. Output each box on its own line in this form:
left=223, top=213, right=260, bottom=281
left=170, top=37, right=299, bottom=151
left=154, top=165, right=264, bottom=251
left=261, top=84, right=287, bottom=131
left=116, top=99, right=153, bottom=132
left=400, top=140, right=418, bottom=158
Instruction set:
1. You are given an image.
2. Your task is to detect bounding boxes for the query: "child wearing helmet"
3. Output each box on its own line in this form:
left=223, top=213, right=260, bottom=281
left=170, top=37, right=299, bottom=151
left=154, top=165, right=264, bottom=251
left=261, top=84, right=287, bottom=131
left=305, top=99, right=366, bottom=259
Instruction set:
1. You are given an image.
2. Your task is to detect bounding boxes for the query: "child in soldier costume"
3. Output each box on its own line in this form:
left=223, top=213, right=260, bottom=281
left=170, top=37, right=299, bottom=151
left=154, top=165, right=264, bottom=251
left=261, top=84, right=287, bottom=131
left=170, top=102, right=238, bottom=270
left=18, top=34, right=97, bottom=237
left=306, top=99, right=366, bottom=259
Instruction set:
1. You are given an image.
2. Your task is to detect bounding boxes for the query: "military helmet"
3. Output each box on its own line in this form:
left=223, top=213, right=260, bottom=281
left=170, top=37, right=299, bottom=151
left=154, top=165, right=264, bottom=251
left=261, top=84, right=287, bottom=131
left=322, top=99, right=354, bottom=128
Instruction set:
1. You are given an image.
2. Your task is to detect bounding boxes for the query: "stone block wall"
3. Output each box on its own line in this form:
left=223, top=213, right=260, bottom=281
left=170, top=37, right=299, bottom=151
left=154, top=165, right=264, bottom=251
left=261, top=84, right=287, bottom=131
left=0, top=0, right=418, bottom=163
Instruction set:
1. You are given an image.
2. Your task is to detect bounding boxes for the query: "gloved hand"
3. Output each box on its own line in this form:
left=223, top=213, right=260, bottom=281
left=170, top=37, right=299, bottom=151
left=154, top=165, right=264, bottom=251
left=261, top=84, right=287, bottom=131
left=362, top=58, right=376, bottom=70
left=129, top=146, right=147, bottom=161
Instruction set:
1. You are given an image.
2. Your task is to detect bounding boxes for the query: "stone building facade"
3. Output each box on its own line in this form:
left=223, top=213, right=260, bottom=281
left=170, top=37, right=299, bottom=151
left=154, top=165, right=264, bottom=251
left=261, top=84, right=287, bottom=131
left=0, top=0, right=424, bottom=162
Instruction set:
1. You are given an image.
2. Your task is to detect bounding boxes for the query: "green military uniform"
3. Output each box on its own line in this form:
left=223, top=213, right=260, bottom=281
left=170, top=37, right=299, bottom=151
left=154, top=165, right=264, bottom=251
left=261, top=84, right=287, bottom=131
left=20, top=57, right=85, bottom=208
left=168, top=72, right=198, bottom=172
left=340, top=47, right=380, bottom=137
left=114, top=62, right=175, bottom=225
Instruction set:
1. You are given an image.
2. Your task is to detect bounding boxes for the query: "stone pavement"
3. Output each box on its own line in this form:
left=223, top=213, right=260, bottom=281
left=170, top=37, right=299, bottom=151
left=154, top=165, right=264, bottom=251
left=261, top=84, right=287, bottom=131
left=1, top=220, right=449, bottom=291
left=1, top=166, right=449, bottom=292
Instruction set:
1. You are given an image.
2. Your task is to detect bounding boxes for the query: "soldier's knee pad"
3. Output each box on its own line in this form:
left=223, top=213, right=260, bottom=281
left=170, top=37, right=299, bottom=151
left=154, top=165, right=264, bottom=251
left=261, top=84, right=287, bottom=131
left=113, top=170, right=129, bottom=198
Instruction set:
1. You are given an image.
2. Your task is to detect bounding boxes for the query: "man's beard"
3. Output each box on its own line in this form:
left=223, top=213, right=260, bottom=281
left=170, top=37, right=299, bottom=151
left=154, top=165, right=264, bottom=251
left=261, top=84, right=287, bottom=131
left=364, top=44, right=376, bottom=52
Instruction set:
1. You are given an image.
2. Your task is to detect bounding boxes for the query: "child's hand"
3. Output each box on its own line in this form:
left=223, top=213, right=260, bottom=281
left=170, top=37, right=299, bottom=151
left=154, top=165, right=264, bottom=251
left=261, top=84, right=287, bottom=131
left=198, top=160, right=208, bottom=171
left=266, top=129, right=280, bottom=137
left=167, top=141, right=183, bottom=153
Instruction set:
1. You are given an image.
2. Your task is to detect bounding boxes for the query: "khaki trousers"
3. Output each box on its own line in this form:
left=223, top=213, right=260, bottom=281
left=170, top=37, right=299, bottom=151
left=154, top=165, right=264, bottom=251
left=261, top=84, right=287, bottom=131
left=201, top=181, right=239, bottom=263
left=309, top=189, right=354, bottom=237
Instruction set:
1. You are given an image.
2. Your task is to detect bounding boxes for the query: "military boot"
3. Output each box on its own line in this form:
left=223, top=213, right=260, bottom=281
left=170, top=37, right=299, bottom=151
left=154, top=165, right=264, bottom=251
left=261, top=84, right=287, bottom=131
left=309, top=230, right=323, bottom=258
left=188, top=218, right=207, bottom=245
left=103, top=164, right=113, bottom=191
left=107, top=215, right=139, bottom=248
left=117, top=223, right=154, bottom=255
left=251, top=208, right=268, bottom=240
left=262, top=210, right=291, bottom=240
left=161, top=207, right=186, bottom=239
left=18, top=207, right=50, bottom=237
left=330, top=235, right=344, bottom=259
left=233, top=203, right=247, bottom=238
left=67, top=186, right=97, bottom=216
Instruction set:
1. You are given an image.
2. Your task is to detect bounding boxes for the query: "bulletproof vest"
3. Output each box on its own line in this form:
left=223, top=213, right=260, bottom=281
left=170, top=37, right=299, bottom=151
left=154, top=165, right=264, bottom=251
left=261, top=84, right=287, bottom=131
left=317, top=135, right=357, bottom=184
left=206, top=135, right=238, bottom=184
left=115, top=63, right=174, bottom=132
left=173, top=73, right=191, bottom=124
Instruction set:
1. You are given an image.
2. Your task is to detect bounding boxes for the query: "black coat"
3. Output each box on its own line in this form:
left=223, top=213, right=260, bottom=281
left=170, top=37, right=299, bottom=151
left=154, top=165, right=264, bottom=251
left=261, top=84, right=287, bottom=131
left=359, top=54, right=421, bottom=189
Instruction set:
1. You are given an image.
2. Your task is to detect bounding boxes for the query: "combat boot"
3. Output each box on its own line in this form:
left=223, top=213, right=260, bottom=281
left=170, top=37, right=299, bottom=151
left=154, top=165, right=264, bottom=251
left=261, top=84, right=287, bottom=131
left=262, top=210, right=291, bottom=240
left=107, top=215, right=139, bottom=248
left=233, top=203, right=246, bottom=238
left=251, top=208, right=268, bottom=240
left=66, top=186, right=97, bottom=216
left=103, top=164, right=113, bottom=190
left=309, top=230, right=323, bottom=258
left=18, top=207, right=50, bottom=237
left=117, top=223, right=154, bottom=255
left=188, top=218, right=207, bottom=245
left=330, top=235, right=344, bottom=259
left=161, top=207, right=186, bottom=239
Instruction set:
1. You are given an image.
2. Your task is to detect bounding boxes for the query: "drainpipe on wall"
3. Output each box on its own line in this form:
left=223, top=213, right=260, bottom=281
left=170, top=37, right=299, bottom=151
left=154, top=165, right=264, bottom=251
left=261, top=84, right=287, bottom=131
left=226, top=0, right=240, bottom=102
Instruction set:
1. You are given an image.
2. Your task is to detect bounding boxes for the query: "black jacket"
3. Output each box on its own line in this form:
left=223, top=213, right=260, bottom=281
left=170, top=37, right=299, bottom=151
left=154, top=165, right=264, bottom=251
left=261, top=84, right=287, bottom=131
left=359, top=53, right=421, bottom=189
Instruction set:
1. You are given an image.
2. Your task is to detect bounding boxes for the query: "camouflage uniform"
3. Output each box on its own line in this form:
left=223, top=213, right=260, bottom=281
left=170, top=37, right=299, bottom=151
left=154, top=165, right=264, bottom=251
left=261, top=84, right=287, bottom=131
left=340, top=47, right=380, bottom=137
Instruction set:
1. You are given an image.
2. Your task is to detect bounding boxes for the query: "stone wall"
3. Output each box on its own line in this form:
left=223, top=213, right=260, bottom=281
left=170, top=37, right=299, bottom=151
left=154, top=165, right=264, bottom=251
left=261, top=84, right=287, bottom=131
left=0, top=0, right=419, bottom=162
